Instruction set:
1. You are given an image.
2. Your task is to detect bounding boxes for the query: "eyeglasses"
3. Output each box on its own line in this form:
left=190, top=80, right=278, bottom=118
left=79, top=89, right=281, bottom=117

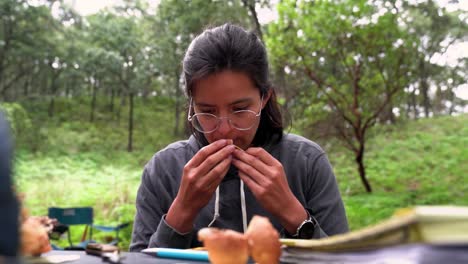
left=188, top=96, right=263, bottom=134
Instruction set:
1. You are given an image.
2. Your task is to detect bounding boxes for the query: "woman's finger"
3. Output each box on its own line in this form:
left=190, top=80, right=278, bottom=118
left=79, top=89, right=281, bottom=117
left=232, top=156, right=270, bottom=187
left=186, top=139, right=231, bottom=168
left=232, top=148, right=270, bottom=177
left=238, top=171, right=263, bottom=194
left=203, top=156, right=232, bottom=190
left=245, top=147, right=281, bottom=167
left=197, top=144, right=235, bottom=176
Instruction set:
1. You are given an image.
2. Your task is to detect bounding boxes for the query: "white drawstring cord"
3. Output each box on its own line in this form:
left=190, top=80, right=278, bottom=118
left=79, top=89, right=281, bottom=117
left=207, top=180, right=247, bottom=233
left=240, top=180, right=247, bottom=233
left=208, top=186, right=220, bottom=227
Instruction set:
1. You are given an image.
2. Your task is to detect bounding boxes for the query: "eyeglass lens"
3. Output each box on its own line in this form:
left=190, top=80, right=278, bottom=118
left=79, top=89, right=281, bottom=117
left=193, top=111, right=257, bottom=132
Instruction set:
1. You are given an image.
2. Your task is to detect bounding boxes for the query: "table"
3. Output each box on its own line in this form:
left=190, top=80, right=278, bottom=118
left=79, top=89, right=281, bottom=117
left=43, top=250, right=207, bottom=264
left=42, top=244, right=468, bottom=264
left=281, top=244, right=468, bottom=264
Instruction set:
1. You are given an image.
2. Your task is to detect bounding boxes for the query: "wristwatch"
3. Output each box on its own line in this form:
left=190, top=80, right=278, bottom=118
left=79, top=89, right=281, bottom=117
left=292, top=211, right=318, bottom=239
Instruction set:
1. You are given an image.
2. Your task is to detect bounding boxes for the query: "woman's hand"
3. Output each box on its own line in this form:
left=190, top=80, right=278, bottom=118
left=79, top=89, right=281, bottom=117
left=232, top=147, right=308, bottom=234
left=166, top=139, right=236, bottom=233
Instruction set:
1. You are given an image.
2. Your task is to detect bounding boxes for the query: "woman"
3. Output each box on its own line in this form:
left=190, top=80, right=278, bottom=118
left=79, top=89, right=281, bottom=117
left=130, top=23, right=348, bottom=251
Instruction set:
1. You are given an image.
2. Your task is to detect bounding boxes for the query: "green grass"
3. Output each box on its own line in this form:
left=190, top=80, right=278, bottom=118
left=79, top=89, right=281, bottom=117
left=6, top=96, right=184, bottom=249
left=331, top=114, right=468, bottom=230
left=3, top=98, right=467, bottom=250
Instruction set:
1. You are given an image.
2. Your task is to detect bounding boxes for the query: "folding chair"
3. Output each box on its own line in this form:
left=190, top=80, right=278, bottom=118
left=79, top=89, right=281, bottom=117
left=48, top=207, right=94, bottom=250
left=48, top=207, right=130, bottom=250
left=93, top=222, right=130, bottom=246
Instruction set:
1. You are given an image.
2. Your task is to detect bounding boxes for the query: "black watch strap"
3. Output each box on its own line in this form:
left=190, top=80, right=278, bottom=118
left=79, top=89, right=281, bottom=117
left=292, top=210, right=318, bottom=239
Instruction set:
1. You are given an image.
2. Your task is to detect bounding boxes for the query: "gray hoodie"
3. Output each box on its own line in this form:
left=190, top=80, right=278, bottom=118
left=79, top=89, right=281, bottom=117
left=130, top=133, right=348, bottom=251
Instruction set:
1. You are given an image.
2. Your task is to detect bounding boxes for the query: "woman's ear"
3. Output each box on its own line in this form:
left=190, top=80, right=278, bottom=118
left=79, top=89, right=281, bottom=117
left=262, top=89, right=273, bottom=109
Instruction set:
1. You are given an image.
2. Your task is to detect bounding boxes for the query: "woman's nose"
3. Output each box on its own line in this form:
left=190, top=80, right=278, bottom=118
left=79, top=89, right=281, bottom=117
left=217, top=117, right=232, bottom=135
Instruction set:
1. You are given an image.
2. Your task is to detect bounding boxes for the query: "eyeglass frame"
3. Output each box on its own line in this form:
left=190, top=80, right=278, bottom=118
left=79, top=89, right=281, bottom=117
left=187, top=95, right=264, bottom=134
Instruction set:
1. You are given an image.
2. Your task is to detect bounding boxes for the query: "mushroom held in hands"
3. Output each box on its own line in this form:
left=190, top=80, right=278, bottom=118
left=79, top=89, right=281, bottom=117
left=198, top=228, right=249, bottom=264
left=245, top=215, right=282, bottom=264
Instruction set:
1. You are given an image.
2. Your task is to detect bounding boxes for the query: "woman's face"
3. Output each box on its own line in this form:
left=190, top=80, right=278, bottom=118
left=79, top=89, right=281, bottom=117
left=191, top=70, right=268, bottom=150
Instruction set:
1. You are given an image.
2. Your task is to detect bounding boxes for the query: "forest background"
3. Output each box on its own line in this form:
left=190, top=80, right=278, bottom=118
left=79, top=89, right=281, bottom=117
left=1, top=0, right=467, bottom=249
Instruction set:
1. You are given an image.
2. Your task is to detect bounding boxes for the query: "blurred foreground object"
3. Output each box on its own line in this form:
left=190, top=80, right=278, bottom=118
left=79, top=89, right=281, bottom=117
left=198, top=228, right=249, bottom=264
left=0, top=111, right=19, bottom=256
left=0, top=112, right=50, bottom=259
left=245, top=215, right=281, bottom=264
left=281, top=205, right=468, bottom=252
left=20, top=217, right=52, bottom=256
left=198, top=215, right=281, bottom=264
left=19, top=197, right=53, bottom=256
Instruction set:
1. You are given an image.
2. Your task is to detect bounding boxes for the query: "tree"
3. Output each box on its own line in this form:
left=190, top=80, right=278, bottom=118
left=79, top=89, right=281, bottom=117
left=400, top=0, right=468, bottom=118
left=85, top=11, right=153, bottom=152
left=267, top=0, right=417, bottom=192
left=240, top=0, right=270, bottom=41
left=0, top=0, right=57, bottom=100
left=151, top=0, right=250, bottom=136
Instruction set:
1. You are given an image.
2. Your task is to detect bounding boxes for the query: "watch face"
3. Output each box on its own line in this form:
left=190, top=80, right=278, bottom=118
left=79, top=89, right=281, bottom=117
left=298, top=220, right=315, bottom=239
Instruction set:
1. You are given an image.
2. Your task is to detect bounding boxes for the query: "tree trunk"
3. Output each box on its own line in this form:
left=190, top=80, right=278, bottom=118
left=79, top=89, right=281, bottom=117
left=448, top=90, right=455, bottom=115
left=23, top=75, right=30, bottom=97
left=420, top=79, right=430, bottom=118
left=90, top=80, right=97, bottom=123
left=48, top=77, right=58, bottom=118
left=241, top=0, right=263, bottom=41
left=127, top=92, right=134, bottom=152
left=411, top=88, right=418, bottom=119
left=117, top=89, right=125, bottom=124
left=109, top=88, right=115, bottom=112
left=405, top=95, right=411, bottom=119
left=418, top=59, right=431, bottom=118
left=381, top=99, right=395, bottom=124
left=48, top=97, right=55, bottom=118
left=355, top=143, right=372, bottom=193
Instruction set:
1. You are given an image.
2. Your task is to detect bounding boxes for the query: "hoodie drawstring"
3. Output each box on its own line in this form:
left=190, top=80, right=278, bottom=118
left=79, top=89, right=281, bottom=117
left=240, top=180, right=247, bottom=232
left=208, top=186, right=220, bottom=227
left=207, top=180, right=248, bottom=233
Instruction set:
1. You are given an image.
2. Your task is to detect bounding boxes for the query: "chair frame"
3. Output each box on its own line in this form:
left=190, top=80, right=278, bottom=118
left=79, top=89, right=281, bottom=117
left=48, top=207, right=94, bottom=249
left=48, top=206, right=130, bottom=249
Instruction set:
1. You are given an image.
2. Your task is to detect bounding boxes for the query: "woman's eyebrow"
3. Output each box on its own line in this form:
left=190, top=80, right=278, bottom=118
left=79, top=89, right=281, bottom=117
left=194, top=98, right=253, bottom=107
left=194, top=102, right=215, bottom=108
left=229, top=98, right=252, bottom=105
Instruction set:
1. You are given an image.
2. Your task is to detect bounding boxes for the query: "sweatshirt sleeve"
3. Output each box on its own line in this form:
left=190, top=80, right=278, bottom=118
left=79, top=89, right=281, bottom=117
left=305, top=153, right=349, bottom=238
left=129, top=158, right=195, bottom=251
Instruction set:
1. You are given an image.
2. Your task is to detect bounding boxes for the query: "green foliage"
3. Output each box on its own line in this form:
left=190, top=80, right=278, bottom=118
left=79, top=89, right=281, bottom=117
left=151, top=0, right=251, bottom=93
left=0, top=103, right=47, bottom=151
left=331, top=114, right=468, bottom=229
left=3, top=0, right=467, bottom=251
left=0, top=103, right=32, bottom=136
left=13, top=96, right=182, bottom=249
left=13, top=94, right=468, bottom=248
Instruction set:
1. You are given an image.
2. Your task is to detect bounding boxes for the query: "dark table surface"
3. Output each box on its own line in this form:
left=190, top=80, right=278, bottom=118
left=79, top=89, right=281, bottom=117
left=281, top=243, right=468, bottom=264
left=43, top=250, right=206, bottom=264
left=39, top=244, right=468, bottom=264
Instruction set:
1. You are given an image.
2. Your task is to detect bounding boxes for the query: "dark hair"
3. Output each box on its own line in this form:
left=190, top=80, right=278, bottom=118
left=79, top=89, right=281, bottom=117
left=183, top=23, right=283, bottom=146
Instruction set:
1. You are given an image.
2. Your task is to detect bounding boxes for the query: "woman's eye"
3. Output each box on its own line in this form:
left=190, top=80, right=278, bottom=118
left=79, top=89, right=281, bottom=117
left=200, top=109, right=216, bottom=114
left=233, top=106, right=249, bottom=112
